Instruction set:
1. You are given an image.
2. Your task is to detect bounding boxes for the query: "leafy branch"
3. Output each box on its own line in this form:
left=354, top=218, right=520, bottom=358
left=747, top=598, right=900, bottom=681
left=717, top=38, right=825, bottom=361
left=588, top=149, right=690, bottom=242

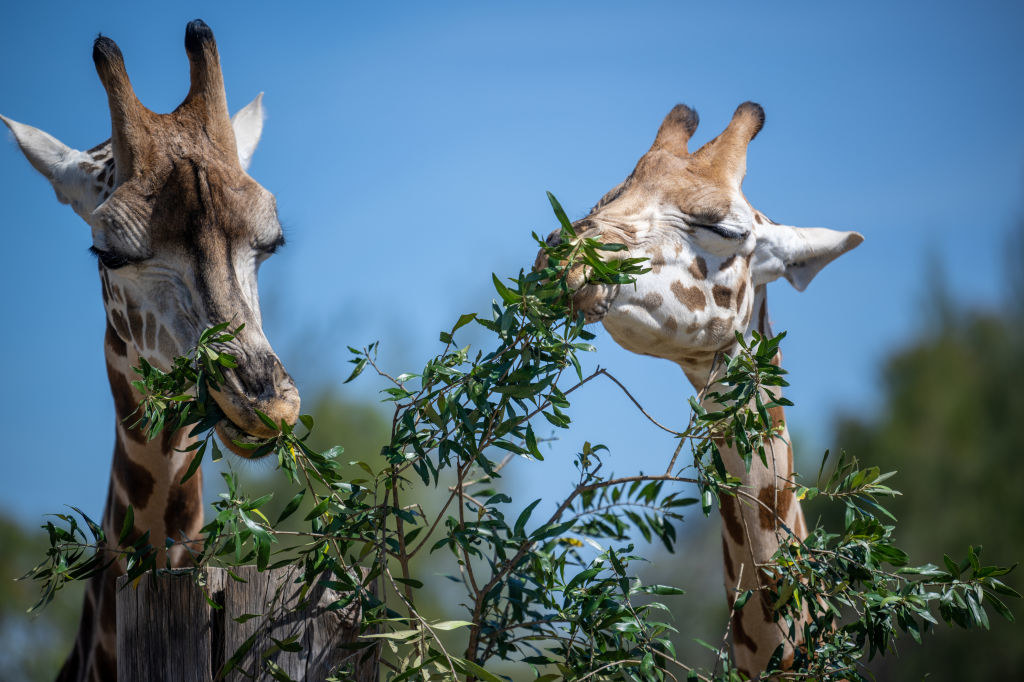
left=23, top=193, right=1018, bottom=681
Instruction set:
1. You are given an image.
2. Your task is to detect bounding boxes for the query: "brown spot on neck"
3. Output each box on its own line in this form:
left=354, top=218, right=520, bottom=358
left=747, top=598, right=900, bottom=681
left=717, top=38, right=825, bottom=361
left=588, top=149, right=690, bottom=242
left=759, top=577, right=779, bottom=623
left=732, top=609, right=759, bottom=653
left=110, top=308, right=131, bottom=343
left=756, top=294, right=769, bottom=333
left=712, top=284, right=732, bottom=308
left=105, top=321, right=127, bottom=357
left=106, top=362, right=147, bottom=445
left=757, top=484, right=794, bottom=530
left=112, top=436, right=155, bottom=508
left=719, top=492, right=744, bottom=544
left=671, top=282, right=706, bottom=311
left=722, top=536, right=736, bottom=582
left=110, top=497, right=142, bottom=547
left=643, top=292, right=664, bottom=309
left=165, top=460, right=203, bottom=555
left=706, top=317, right=733, bottom=347
left=718, top=254, right=738, bottom=271
left=99, top=271, right=112, bottom=306
left=688, top=256, right=708, bottom=280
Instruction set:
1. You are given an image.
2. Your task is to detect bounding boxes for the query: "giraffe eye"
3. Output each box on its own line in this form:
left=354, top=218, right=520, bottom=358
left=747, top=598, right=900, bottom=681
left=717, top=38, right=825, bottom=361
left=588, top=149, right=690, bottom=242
left=88, top=246, right=131, bottom=270
left=256, top=234, right=286, bottom=257
left=692, top=222, right=747, bottom=240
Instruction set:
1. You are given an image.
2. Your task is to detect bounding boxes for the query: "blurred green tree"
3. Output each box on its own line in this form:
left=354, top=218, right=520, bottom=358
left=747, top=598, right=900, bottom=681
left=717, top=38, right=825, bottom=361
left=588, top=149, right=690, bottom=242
left=833, top=280, right=1024, bottom=679
left=0, top=515, right=83, bottom=681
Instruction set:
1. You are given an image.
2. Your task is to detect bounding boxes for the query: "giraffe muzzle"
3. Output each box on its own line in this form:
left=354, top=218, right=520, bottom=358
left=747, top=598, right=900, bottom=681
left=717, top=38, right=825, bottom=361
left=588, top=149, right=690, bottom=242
left=209, top=354, right=301, bottom=456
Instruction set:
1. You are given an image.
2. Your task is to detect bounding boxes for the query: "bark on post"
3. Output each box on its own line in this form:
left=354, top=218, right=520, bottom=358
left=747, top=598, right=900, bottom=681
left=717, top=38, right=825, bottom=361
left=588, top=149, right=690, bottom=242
left=116, top=566, right=378, bottom=681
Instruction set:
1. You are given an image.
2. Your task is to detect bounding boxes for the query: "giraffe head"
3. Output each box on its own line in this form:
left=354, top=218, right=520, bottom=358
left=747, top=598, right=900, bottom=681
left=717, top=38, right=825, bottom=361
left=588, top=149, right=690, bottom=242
left=1, top=20, right=299, bottom=454
left=540, top=102, right=863, bottom=386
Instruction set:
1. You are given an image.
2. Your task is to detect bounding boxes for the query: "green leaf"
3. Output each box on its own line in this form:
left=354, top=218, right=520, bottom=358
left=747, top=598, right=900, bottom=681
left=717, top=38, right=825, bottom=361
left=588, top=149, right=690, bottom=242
left=179, top=442, right=206, bottom=484
left=233, top=612, right=262, bottom=624
left=640, top=651, right=654, bottom=676
left=641, top=584, right=686, bottom=596
left=362, top=630, right=419, bottom=640
left=304, top=498, right=331, bottom=521
left=254, top=410, right=280, bottom=432
left=270, top=636, right=303, bottom=653
left=430, top=619, right=474, bottom=631
left=515, top=499, right=541, bottom=538
left=492, top=274, right=519, bottom=304
left=344, top=357, right=367, bottom=384
left=256, top=536, right=270, bottom=571
left=276, top=490, right=306, bottom=525
left=455, top=659, right=503, bottom=682
left=452, top=313, right=477, bottom=332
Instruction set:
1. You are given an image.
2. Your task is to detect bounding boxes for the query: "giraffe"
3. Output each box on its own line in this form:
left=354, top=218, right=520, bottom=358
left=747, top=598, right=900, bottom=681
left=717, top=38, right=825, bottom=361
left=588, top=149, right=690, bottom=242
left=2, top=20, right=299, bottom=682
left=539, top=102, right=862, bottom=677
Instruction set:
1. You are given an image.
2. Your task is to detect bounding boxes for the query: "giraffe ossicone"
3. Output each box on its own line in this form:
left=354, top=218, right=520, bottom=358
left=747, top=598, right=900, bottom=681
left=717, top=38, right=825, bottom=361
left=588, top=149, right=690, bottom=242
left=3, top=19, right=296, bottom=682
left=540, top=101, right=862, bottom=675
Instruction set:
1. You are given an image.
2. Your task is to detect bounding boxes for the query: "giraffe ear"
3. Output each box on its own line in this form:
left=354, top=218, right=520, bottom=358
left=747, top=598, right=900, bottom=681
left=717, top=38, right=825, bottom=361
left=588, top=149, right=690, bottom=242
left=1, top=114, right=107, bottom=215
left=1, top=115, right=74, bottom=197
left=231, top=93, right=264, bottom=171
left=751, top=222, right=864, bottom=291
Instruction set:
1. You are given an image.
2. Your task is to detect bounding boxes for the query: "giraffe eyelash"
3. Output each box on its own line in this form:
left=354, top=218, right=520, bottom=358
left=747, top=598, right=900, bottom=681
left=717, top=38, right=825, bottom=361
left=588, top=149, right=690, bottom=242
left=258, top=234, right=286, bottom=255
left=692, top=222, right=747, bottom=240
left=88, top=245, right=132, bottom=270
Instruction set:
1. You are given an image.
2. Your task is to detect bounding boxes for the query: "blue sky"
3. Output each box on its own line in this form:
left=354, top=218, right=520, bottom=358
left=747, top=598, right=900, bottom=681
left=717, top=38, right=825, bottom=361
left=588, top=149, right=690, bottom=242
left=1, top=1, right=1022, bottom=525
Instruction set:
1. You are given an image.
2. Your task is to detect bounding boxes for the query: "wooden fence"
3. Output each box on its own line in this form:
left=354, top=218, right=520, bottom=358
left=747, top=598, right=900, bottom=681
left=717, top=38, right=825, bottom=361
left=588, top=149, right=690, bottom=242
left=116, top=566, right=379, bottom=681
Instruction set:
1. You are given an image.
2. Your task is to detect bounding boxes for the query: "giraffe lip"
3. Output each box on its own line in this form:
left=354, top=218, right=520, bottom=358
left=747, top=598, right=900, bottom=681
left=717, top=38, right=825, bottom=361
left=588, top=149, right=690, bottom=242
left=215, top=418, right=271, bottom=458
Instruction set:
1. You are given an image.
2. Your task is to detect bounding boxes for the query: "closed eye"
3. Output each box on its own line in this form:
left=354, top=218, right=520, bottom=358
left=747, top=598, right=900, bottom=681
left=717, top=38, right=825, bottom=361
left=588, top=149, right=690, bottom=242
left=88, top=246, right=142, bottom=270
left=692, top=222, right=747, bottom=240
left=257, top=234, right=286, bottom=257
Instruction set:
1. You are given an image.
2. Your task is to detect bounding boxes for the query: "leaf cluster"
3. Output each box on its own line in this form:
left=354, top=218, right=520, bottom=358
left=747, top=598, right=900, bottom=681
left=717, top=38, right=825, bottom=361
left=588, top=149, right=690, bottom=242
left=24, top=195, right=1018, bottom=681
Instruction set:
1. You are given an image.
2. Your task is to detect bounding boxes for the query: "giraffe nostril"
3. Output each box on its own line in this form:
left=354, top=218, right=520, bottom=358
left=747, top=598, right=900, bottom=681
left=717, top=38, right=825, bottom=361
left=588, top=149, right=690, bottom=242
left=211, top=351, right=301, bottom=440
left=263, top=356, right=296, bottom=397
left=236, top=355, right=295, bottom=403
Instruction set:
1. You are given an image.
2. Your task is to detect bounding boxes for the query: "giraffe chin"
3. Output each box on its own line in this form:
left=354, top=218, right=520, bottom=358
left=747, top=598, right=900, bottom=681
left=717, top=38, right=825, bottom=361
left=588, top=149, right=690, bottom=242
left=215, top=419, right=271, bottom=459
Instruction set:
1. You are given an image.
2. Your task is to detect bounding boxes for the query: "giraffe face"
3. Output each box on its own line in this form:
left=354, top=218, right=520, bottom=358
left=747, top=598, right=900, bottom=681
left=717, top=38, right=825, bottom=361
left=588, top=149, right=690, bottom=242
left=94, top=148, right=298, bottom=450
left=541, top=103, right=862, bottom=379
left=2, top=22, right=299, bottom=453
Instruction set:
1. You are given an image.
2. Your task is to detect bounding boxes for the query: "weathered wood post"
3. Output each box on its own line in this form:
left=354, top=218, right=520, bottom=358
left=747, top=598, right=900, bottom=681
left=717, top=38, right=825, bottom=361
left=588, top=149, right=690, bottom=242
left=116, top=566, right=379, bottom=681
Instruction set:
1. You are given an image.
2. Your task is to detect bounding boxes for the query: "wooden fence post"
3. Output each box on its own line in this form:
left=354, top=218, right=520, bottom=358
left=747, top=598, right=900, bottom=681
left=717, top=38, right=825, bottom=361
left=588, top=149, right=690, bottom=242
left=116, top=566, right=379, bottom=681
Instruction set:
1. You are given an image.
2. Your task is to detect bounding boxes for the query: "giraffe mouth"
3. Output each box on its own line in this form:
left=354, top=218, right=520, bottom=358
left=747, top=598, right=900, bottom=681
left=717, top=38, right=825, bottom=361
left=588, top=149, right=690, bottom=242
left=215, top=418, right=272, bottom=459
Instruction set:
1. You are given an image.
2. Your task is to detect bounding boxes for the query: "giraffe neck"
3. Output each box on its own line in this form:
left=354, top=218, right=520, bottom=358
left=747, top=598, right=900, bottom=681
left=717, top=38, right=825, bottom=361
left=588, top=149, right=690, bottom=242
left=702, top=284, right=808, bottom=677
left=57, top=318, right=204, bottom=682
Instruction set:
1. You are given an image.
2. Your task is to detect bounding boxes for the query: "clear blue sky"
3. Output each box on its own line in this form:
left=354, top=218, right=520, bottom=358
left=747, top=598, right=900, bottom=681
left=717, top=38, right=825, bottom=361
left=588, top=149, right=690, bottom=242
left=1, top=1, right=1022, bottom=525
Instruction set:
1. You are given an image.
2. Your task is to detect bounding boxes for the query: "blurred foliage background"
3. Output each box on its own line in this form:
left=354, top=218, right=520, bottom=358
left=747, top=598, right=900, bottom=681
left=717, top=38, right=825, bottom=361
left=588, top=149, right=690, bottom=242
left=3, top=245, right=1023, bottom=679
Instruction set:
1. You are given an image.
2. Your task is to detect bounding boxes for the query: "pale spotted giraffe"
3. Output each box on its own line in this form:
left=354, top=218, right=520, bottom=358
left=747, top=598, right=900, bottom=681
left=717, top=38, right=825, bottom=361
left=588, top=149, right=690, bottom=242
left=539, top=103, right=862, bottom=677
left=2, top=21, right=299, bottom=682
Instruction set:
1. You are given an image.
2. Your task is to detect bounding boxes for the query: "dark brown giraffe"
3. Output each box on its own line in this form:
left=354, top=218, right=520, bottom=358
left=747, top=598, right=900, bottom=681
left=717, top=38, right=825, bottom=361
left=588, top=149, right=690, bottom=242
left=2, top=20, right=299, bottom=682
left=539, top=102, right=862, bottom=677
